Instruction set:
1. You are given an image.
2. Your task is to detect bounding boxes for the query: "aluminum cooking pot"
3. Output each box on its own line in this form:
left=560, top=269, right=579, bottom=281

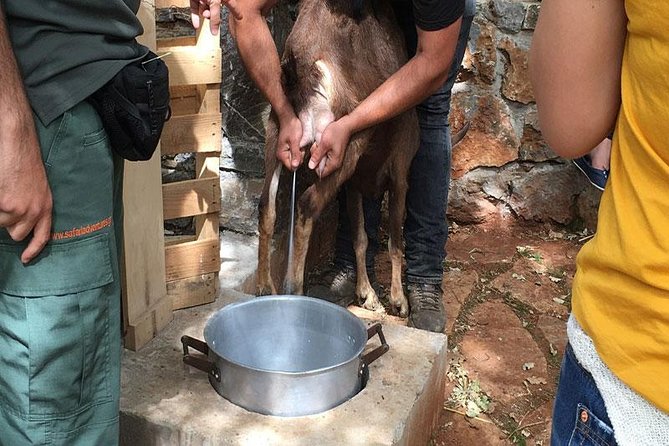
left=181, top=295, right=389, bottom=417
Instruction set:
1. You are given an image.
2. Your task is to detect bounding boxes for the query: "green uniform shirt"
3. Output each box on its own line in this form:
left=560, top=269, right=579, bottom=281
left=4, top=0, right=148, bottom=125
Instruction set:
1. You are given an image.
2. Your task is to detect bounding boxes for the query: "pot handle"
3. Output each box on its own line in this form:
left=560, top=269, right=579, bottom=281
left=181, top=335, right=221, bottom=382
left=361, top=323, right=389, bottom=366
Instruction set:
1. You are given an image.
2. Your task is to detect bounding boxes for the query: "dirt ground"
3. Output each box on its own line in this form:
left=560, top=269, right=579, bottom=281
left=350, top=221, right=588, bottom=446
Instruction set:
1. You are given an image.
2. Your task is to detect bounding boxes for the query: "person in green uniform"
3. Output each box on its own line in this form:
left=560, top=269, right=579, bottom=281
left=0, top=1, right=147, bottom=444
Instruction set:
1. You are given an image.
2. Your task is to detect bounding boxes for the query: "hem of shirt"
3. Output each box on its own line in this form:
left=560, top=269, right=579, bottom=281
left=567, top=314, right=669, bottom=446
left=32, top=53, right=147, bottom=126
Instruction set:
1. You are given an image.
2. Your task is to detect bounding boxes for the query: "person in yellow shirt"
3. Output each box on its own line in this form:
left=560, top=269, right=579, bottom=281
left=531, top=1, right=669, bottom=444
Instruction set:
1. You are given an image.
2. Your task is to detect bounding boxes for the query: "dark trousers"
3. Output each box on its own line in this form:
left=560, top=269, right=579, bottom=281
left=334, top=0, right=476, bottom=283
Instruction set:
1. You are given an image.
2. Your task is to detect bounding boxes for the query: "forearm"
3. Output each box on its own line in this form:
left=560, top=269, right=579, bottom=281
left=529, top=0, right=626, bottom=158
left=0, top=5, right=34, bottom=137
left=229, top=6, right=294, bottom=120
left=342, top=21, right=461, bottom=134
left=0, top=4, right=53, bottom=262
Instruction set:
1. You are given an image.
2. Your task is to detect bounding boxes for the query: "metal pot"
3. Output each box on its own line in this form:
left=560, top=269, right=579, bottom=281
left=181, top=295, right=389, bottom=417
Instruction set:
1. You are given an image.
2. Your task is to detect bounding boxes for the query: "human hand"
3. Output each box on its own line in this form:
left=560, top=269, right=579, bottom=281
left=276, top=113, right=303, bottom=171
left=307, top=118, right=353, bottom=178
left=190, top=0, right=242, bottom=35
left=0, top=125, right=52, bottom=264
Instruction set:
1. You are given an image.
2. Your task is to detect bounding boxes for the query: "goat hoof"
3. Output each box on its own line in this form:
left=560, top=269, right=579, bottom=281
left=398, top=304, right=409, bottom=318
left=256, top=284, right=275, bottom=296
left=362, top=296, right=384, bottom=312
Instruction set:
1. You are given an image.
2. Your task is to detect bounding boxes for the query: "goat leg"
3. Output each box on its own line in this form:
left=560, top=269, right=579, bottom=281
left=347, top=186, right=383, bottom=311
left=257, top=121, right=281, bottom=296
left=286, top=173, right=343, bottom=294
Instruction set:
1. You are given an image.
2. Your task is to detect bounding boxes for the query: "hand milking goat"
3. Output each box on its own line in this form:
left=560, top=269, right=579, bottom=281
left=256, top=0, right=420, bottom=316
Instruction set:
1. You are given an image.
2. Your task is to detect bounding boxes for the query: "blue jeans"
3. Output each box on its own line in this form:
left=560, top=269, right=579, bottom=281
left=551, top=344, right=617, bottom=446
left=334, top=0, right=476, bottom=283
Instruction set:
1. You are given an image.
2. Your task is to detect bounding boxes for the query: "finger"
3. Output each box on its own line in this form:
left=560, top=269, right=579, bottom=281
left=276, top=145, right=293, bottom=170
left=6, top=219, right=34, bottom=243
left=290, top=145, right=302, bottom=169
left=21, top=213, right=52, bottom=264
left=190, top=0, right=202, bottom=29
left=317, top=156, right=327, bottom=178
left=308, top=142, right=323, bottom=170
left=208, top=1, right=222, bottom=34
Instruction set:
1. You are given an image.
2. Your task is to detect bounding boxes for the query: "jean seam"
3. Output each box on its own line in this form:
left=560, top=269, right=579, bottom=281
left=406, top=276, right=442, bottom=285
left=574, top=403, right=614, bottom=446
left=576, top=423, right=613, bottom=446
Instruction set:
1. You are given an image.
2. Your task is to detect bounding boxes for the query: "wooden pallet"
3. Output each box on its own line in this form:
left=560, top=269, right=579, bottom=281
left=121, top=2, right=222, bottom=351
left=157, top=2, right=222, bottom=311
left=122, top=1, right=173, bottom=351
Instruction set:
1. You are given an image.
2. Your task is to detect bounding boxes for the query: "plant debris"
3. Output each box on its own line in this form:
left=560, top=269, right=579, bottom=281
left=446, top=359, right=492, bottom=419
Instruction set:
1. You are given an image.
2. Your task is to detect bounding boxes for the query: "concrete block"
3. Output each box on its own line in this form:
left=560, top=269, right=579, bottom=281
left=120, top=289, right=448, bottom=446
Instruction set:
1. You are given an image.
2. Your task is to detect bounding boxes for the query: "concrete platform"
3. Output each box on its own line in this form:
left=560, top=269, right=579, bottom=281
left=120, top=289, right=448, bottom=446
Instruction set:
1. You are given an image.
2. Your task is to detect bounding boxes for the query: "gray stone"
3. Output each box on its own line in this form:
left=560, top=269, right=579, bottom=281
left=218, top=172, right=264, bottom=234
left=468, top=21, right=497, bottom=85
left=489, top=0, right=525, bottom=33
left=120, top=290, right=449, bottom=446
left=219, top=231, right=258, bottom=294
left=220, top=6, right=296, bottom=177
left=523, top=3, right=541, bottom=30
left=519, top=125, right=558, bottom=162
left=494, top=162, right=583, bottom=224
left=449, top=162, right=585, bottom=225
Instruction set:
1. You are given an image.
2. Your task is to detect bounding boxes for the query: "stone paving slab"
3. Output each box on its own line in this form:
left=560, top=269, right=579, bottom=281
left=120, top=289, right=449, bottom=446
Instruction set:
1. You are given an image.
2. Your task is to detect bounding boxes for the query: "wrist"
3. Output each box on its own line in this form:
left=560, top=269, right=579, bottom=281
left=274, top=102, right=297, bottom=124
left=337, top=113, right=358, bottom=135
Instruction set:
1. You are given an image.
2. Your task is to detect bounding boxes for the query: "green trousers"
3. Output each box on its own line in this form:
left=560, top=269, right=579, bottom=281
left=0, top=101, right=123, bottom=445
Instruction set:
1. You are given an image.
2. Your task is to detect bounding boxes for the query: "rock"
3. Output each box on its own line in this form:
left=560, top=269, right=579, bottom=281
left=499, top=36, right=533, bottom=105
left=489, top=0, right=526, bottom=33
left=519, top=125, right=557, bottom=162
left=490, top=258, right=569, bottom=317
left=461, top=302, right=548, bottom=406
left=451, top=95, right=521, bottom=179
left=218, top=172, right=264, bottom=234
left=537, top=315, right=568, bottom=358
left=443, top=268, right=479, bottom=334
left=523, top=4, right=541, bottom=30
left=469, top=21, right=498, bottom=85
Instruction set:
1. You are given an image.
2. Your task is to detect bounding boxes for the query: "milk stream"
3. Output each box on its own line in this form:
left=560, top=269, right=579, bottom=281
left=285, top=170, right=297, bottom=294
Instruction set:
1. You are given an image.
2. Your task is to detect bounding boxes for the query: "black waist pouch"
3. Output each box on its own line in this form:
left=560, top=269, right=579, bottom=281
left=89, top=48, right=170, bottom=161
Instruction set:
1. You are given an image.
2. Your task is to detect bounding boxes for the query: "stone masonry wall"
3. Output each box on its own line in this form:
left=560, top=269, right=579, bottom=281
left=448, top=0, right=599, bottom=230
left=218, top=0, right=601, bottom=237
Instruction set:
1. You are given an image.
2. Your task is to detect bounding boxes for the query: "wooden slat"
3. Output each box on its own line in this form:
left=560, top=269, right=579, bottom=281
left=165, top=238, right=220, bottom=282
left=164, top=234, right=197, bottom=246
left=156, top=0, right=190, bottom=8
left=161, top=113, right=222, bottom=155
left=157, top=35, right=196, bottom=48
left=162, top=177, right=221, bottom=220
left=169, top=84, right=220, bottom=116
left=123, top=298, right=173, bottom=351
left=168, top=273, right=218, bottom=310
left=160, top=46, right=221, bottom=86
left=122, top=0, right=173, bottom=351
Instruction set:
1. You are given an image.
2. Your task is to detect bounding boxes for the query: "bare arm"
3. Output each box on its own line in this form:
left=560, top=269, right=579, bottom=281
left=529, top=0, right=627, bottom=158
left=308, top=20, right=462, bottom=177
left=227, top=0, right=303, bottom=169
left=0, top=4, right=52, bottom=263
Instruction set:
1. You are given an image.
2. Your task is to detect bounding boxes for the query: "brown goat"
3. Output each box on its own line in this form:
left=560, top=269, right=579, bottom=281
left=256, top=0, right=419, bottom=316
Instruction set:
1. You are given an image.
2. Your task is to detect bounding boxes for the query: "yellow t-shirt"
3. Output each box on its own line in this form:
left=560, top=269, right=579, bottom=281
left=572, top=1, right=669, bottom=413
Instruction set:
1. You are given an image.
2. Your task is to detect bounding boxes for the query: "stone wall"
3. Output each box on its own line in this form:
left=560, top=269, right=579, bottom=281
left=448, top=0, right=599, bottom=229
left=218, top=0, right=601, bottom=237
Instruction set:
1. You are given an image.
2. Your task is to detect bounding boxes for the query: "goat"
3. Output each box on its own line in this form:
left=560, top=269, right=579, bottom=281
left=256, top=0, right=419, bottom=316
